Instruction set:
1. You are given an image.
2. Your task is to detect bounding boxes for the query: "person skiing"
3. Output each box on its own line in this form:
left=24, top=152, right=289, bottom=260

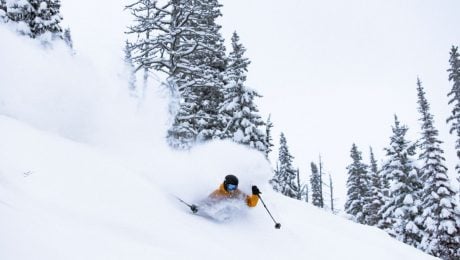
left=190, top=174, right=261, bottom=213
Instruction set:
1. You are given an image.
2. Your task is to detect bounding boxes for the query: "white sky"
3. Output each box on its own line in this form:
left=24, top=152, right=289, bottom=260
left=220, top=0, right=460, bottom=206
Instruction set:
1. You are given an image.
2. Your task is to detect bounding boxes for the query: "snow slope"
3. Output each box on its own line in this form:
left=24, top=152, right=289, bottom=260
left=0, top=3, right=437, bottom=260
left=0, top=115, right=436, bottom=260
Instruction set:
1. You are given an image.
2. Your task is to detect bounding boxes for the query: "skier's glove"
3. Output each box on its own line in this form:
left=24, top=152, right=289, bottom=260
left=252, top=185, right=261, bottom=195
left=190, top=204, right=198, bottom=213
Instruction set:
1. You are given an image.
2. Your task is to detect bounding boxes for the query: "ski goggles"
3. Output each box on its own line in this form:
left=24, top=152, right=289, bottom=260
left=227, top=184, right=237, bottom=191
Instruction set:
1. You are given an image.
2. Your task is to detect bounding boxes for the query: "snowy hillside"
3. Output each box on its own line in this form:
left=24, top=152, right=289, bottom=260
left=0, top=20, right=437, bottom=260
left=0, top=115, right=436, bottom=260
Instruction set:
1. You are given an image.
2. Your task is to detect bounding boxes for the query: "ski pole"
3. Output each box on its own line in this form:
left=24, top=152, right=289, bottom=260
left=176, top=196, right=198, bottom=213
left=257, top=194, right=281, bottom=229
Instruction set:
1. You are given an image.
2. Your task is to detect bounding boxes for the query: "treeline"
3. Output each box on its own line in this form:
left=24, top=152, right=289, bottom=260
left=269, top=131, right=337, bottom=213
left=345, top=48, right=460, bottom=260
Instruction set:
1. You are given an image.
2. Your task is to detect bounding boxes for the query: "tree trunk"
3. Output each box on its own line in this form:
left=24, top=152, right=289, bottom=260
left=329, top=174, right=334, bottom=212
left=319, top=155, right=324, bottom=208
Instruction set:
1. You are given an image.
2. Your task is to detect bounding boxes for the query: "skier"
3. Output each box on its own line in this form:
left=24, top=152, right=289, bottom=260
left=190, top=174, right=261, bottom=213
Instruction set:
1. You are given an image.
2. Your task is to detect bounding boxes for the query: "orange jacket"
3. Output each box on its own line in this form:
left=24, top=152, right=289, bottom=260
left=209, top=184, right=259, bottom=207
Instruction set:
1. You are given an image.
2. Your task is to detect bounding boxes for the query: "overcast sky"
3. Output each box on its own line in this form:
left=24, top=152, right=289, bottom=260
left=219, top=0, right=460, bottom=205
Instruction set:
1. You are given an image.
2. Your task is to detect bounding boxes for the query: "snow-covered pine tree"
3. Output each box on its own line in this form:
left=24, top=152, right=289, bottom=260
left=265, top=114, right=274, bottom=158
left=365, top=147, right=384, bottom=226
left=3, top=0, right=64, bottom=41
left=178, top=0, right=227, bottom=143
left=269, top=133, right=299, bottom=199
left=3, top=0, right=34, bottom=35
left=166, top=12, right=205, bottom=145
left=344, top=143, right=371, bottom=224
left=126, top=0, right=227, bottom=148
left=218, top=31, right=266, bottom=153
left=377, top=115, right=422, bottom=247
left=415, top=78, right=460, bottom=260
left=0, top=0, right=6, bottom=22
left=446, top=46, right=460, bottom=196
left=124, top=41, right=137, bottom=95
left=310, top=162, right=323, bottom=208
left=29, top=0, right=63, bottom=40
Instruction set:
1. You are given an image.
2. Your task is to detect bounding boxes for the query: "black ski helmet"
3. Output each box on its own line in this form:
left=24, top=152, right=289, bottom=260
left=223, top=174, right=239, bottom=190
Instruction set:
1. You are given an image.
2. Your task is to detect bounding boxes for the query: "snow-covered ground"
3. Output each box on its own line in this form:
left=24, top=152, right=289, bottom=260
left=0, top=115, right=436, bottom=260
left=0, top=1, right=438, bottom=259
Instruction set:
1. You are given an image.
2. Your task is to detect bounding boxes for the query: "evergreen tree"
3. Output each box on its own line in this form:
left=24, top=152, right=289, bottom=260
left=218, top=32, right=266, bottom=152
left=222, top=32, right=249, bottom=84
left=447, top=46, right=460, bottom=194
left=378, top=116, right=422, bottom=247
left=344, top=143, right=371, bottom=224
left=310, top=162, right=323, bottom=208
left=365, top=147, right=384, bottom=226
left=265, top=114, right=274, bottom=158
left=3, top=0, right=64, bottom=41
left=167, top=0, right=226, bottom=146
left=415, top=78, right=460, bottom=259
left=29, top=0, right=63, bottom=39
left=3, top=0, right=34, bottom=35
left=0, top=0, right=6, bottom=22
left=173, top=0, right=227, bottom=144
left=126, top=0, right=227, bottom=148
left=270, top=133, right=299, bottom=198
